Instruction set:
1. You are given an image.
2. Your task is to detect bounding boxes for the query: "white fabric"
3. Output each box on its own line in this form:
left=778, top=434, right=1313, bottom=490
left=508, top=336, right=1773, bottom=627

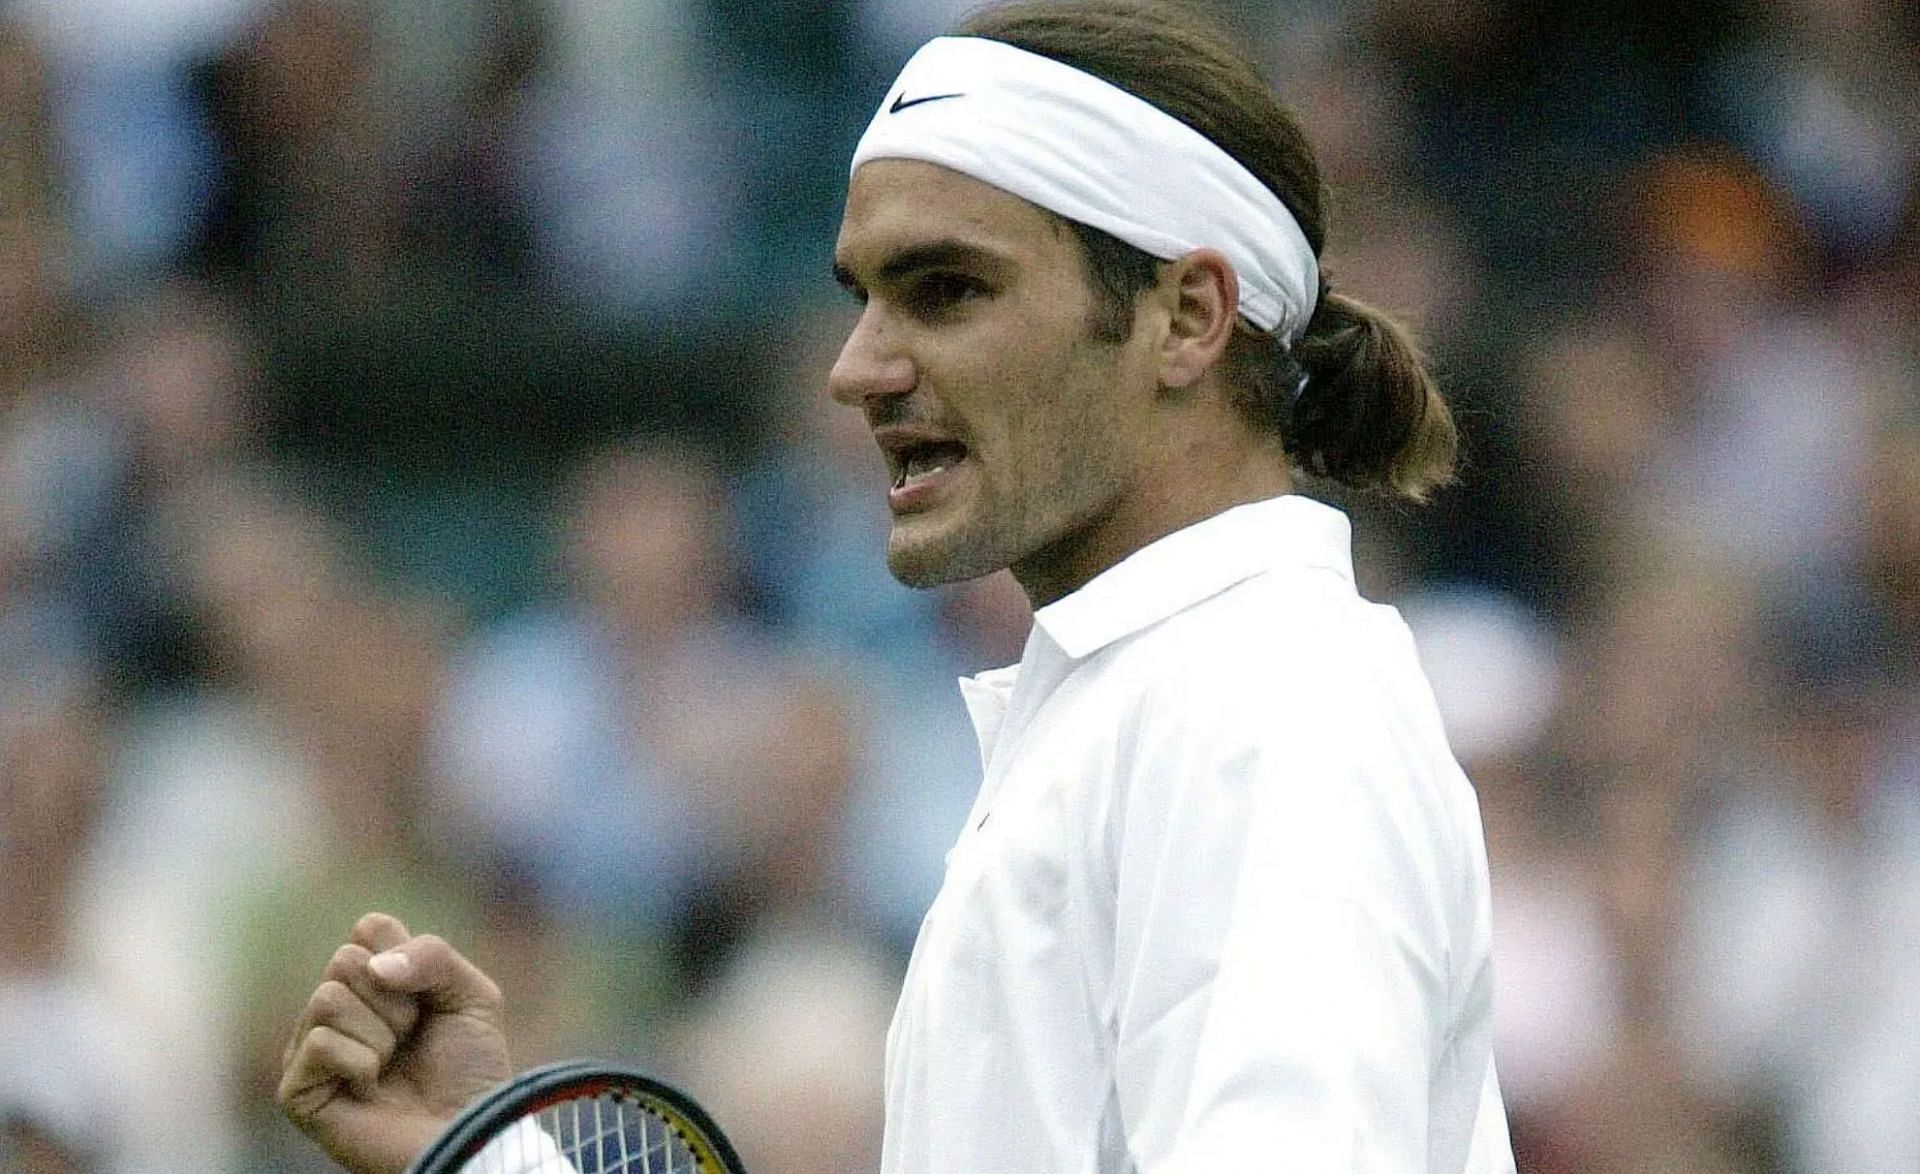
left=881, top=495, right=1516, bottom=1173
left=851, top=36, right=1320, bottom=340
left=469, top=1118, right=575, bottom=1174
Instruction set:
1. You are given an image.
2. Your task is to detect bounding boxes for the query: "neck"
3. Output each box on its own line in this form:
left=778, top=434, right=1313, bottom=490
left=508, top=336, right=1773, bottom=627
left=1013, top=423, right=1292, bottom=608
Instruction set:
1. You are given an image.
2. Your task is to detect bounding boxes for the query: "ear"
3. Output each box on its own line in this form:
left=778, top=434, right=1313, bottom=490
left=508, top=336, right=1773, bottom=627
left=1156, top=248, right=1238, bottom=390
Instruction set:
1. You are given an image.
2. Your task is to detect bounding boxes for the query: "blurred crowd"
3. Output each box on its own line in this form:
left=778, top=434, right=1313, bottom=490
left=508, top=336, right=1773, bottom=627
left=0, top=0, right=1915, bottom=1171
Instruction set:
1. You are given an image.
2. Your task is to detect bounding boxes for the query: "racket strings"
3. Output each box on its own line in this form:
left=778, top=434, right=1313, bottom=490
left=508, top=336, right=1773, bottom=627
left=468, top=1093, right=705, bottom=1174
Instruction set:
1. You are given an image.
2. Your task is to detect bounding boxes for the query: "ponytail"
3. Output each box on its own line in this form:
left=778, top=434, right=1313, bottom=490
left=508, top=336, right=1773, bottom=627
left=1226, top=285, right=1457, bottom=502
left=1287, top=289, right=1457, bottom=500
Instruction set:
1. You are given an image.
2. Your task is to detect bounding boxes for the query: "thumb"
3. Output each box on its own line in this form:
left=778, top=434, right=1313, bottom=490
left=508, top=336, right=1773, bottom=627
left=367, top=935, right=503, bottom=1017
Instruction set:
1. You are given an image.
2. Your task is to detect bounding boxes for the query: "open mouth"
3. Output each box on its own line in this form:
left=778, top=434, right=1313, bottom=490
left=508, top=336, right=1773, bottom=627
left=892, top=440, right=969, bottom=491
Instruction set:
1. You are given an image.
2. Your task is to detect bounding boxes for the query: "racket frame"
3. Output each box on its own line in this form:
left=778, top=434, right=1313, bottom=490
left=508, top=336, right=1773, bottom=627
left=406, top=1059, right=746, bottom=1174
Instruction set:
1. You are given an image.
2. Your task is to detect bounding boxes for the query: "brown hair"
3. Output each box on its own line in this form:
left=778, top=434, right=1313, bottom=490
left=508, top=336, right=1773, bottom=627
left=956, top=0, right=1456, bottom=500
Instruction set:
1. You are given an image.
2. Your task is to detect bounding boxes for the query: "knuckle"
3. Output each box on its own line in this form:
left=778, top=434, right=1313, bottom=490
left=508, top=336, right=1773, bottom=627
left=327, top=943, right=371, bottom=975
left=310, top=980, right=354, bottom=1021
left=275, top=1070, right=304, bottom=1111
left=310, top=1026, right=377, bottom=1079
left=282, top=1022, right=308, bottom=1072
left=307, top=1024, right=342, bottom=1058
left=351, top=911, right=409, bottom=951
left=278, top=1046, right=323, bottom=1104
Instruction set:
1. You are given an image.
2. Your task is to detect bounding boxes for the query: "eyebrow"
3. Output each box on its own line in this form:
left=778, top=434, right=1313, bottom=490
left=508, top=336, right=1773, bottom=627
left=832, top=239, right=1011, bottom=291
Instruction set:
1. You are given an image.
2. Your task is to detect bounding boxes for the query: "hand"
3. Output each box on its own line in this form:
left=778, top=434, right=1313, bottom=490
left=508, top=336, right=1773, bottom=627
left=280, top=913, right=514, bottom=1173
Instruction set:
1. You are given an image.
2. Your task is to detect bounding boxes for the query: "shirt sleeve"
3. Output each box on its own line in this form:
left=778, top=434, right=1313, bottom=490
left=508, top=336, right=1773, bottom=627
left=1107, top=683, right=1474, bottom=1171
left=468, top=1118, right=581, bottom=1174
left=1465, top=1055, right=1518, bottom=1173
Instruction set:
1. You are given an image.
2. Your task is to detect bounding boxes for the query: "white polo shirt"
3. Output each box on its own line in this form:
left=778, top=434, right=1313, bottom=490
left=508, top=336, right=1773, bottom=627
left=880, top=495, right=1516, bottom=1173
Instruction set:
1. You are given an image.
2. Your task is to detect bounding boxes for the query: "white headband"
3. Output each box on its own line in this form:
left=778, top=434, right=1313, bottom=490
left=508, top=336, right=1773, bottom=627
left=850, top=36, right=1320, bottom=341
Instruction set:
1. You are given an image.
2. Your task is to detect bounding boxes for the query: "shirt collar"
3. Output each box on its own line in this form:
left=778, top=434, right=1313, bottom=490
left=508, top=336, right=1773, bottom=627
left=1031, top=494, right=1354, bottom=661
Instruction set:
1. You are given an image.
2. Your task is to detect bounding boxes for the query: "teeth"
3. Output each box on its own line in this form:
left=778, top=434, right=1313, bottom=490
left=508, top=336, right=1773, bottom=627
left=904, top=453, right=948, bottom=480
left=888, top=442, right=965, bottom=491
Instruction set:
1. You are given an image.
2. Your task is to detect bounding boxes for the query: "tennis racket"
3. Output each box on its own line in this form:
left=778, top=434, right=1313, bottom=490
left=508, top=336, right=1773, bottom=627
left=406, top=1059, right=747, bottom=1174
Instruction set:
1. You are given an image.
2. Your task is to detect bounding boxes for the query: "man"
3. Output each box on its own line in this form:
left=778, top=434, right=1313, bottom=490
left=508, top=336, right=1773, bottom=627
left=280, top=2, right=1516, bottom=1170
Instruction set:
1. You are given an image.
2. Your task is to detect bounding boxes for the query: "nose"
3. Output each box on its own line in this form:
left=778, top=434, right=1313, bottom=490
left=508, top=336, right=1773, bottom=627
left=827, top=306, right=916, bottom=408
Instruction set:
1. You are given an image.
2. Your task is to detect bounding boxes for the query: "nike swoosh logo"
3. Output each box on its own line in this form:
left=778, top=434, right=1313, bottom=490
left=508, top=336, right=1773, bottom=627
left=890, top=91, right=966, bottom=113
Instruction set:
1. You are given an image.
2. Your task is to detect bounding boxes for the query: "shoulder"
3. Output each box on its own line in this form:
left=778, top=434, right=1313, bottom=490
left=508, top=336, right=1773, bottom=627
left=1121, top=566, right=1428, bottom=740
left=1105, top=570, right=1470, bottom=845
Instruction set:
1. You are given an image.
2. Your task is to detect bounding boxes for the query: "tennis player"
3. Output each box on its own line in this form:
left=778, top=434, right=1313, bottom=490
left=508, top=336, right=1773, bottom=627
left=280, top=2, right=1516, bottom=1170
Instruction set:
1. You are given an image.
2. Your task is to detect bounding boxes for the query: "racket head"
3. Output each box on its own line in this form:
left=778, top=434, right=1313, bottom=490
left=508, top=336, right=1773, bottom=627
left=407, top=1059, right=747, bottom=1174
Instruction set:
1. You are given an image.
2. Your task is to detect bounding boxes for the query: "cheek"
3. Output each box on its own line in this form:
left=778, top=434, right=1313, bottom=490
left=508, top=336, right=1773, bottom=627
left=933, top=280, right=1134, bottom=510
left=989, top=348, right=1132, bottom=504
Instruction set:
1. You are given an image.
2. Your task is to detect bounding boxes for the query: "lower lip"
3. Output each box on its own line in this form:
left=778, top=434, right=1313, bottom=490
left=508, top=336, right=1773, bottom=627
left=888, top=460, right=964, bottom=513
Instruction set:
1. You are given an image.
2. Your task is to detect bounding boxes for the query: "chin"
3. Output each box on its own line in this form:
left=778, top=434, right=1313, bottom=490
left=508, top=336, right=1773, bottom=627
left=885, top=518, right=1006, bottom=589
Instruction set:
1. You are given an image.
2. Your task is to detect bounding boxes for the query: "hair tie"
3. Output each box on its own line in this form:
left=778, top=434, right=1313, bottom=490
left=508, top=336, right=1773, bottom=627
left=1285, top=347, right=1313, bottom=409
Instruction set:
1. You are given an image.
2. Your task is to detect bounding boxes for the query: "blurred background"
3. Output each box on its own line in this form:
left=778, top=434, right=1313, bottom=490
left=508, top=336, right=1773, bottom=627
left=0, top=0, right=1915, bottom=1170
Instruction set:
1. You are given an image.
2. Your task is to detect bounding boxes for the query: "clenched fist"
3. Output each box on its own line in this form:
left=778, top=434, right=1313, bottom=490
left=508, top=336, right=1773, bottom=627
left=280, top=913, right=514, bottom=1173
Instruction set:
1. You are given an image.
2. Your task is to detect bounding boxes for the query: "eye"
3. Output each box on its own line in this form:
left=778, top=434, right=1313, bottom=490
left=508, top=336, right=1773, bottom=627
left=907, top=272, right=991, bottom=317
left=831, top=263, right=869, bottom=305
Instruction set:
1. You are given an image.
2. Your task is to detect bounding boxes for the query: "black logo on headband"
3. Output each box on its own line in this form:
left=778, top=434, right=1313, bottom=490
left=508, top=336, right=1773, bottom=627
left=889, top=91, right=966, bottom=113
